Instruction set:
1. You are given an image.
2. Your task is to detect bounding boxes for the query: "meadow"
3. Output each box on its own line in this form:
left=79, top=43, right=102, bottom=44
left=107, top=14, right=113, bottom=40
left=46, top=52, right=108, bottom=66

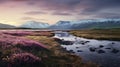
left=0, top=30, right=98, bottom=67
left=70, top=29, right=120, bottom=41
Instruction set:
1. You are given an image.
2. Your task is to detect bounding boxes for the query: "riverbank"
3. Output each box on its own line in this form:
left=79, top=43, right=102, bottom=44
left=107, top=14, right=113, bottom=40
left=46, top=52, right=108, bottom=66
left=27, top=35, right=99, bottom=67
left=70, top=29, right=120, bottom=41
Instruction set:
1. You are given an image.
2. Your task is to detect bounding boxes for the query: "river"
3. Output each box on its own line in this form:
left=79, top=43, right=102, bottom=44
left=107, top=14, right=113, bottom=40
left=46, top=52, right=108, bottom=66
left=53, top=31, right=120, bottom=67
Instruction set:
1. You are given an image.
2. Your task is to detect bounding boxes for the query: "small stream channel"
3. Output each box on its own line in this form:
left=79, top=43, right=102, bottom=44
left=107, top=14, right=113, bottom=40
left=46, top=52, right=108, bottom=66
left=53, top=31, right=120, bottom=67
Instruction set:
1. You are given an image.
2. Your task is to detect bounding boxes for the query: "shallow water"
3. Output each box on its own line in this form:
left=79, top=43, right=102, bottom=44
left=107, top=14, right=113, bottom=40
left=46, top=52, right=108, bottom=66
left=54, top=31, right=120, bottom=67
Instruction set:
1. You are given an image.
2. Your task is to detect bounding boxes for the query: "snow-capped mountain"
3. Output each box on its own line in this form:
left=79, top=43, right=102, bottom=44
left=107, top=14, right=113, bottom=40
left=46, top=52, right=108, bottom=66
left=72, top=19, right=120, bottom=29
left=50, top=19, right=120, bottom=29
left=49, top=21, right=73, bottom=29
left=66, top=19, right=120, bottom=24
left=20, top=21, right=50, bottom=28
left=0, top=23, right=16, bottom=28
left=54, top=21, right=72, bottom=26
left=18, top=19, right=120, bottom=29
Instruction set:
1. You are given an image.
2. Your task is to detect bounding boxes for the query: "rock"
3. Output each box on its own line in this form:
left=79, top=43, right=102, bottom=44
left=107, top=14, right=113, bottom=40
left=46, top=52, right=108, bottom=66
left=99, top=45, right=104, bottom=48
left=111, top=42, right=115, bottom=44
left=62, top=41, right=74, bottom=45
left=62, top=47, right=67, bottom=50
left=105, top=48, right=111, bottom=49
left=54, top=38, right=62, bottom=43
left=81, top=42, right=85, bottom=45
left=69, top=50, right=73, bottom=52
left=76, top=47, right=80, bottom=49
left=85, top=41, right=90, bottom=43
left=89, top=47, right=96, bottom=52
left=111, top=49, right=119, bottom=54
left=77, top=50, right=83, bottom=52
left=69, top=50, right=75, bottom=53
left=80, top=41, right=90, bottom=45
left=97, top=50, right=105, bottom=54
left=54, top=38, right=74, bottom=45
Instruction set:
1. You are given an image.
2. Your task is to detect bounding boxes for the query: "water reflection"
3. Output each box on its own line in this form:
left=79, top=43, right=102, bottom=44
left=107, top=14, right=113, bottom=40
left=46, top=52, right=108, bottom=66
left=54, top=31, right=120, bottom=67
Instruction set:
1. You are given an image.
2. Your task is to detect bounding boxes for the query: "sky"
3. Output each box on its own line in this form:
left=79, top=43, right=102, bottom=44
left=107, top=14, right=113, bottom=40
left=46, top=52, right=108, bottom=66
left=0, top=0, right=120, bottom=26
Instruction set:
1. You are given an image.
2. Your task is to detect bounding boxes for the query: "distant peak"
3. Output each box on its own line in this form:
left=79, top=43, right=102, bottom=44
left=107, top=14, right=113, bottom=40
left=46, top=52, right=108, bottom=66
left=19, top=21, right=49, bottom=28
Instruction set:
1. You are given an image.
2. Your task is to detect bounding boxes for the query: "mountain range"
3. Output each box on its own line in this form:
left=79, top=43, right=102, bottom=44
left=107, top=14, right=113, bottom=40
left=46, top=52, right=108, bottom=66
left=0, top=19, right=120, bottom=29
left=0, top=23, right=16, bottom=28
left=49, top=19, right=120, bottom=29
left=19, top=21, right=49, bottom=28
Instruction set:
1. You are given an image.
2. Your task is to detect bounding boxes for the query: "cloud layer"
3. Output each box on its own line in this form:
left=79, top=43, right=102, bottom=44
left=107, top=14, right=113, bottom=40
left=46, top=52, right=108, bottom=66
left=26, top=0, right=120, bottom=18
left=0, top=0, right=120, bottom=25
left=1, top=0, right=120, bottom=17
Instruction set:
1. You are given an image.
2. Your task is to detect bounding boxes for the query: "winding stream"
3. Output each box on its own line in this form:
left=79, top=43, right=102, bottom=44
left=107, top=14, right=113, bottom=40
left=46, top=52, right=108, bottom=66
left=54, top=31, right=120, bottom=67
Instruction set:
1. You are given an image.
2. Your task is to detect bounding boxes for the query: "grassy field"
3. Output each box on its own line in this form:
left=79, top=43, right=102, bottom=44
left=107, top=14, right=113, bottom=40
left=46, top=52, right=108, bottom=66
left=70, top=29, right=120, bottom=41
left=0, top=30, right=98, bottom=67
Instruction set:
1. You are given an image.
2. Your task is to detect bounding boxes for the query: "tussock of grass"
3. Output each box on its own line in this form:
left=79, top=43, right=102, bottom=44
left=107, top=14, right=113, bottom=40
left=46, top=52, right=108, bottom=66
left=26, top=36, right=59, bottom=49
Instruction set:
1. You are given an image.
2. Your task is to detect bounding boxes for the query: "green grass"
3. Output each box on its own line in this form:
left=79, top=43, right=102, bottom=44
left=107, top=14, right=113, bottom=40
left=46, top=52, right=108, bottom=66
left=70, top=29, right=120, bottom=41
